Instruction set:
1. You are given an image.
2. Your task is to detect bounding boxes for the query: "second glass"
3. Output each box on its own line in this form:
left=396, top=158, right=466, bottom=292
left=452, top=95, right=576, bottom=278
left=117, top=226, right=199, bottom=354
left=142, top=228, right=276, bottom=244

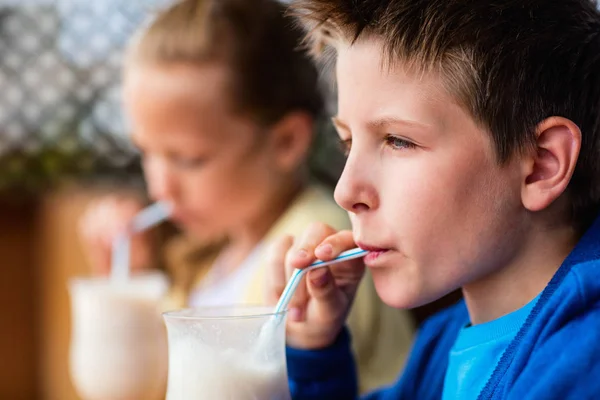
left=69, top=272, right=168, bottom=400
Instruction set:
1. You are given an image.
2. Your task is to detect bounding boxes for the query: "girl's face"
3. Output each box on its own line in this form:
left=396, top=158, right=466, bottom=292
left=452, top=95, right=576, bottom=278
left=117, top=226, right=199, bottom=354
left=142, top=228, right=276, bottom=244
left=124, top=63, right=290, bottom=241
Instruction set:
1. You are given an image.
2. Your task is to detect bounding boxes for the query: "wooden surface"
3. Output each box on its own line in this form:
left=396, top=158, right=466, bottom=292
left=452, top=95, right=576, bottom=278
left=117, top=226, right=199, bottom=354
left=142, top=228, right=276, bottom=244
left=0, top=198, right=40, bottom=399
left=36, top=184, right=150, bottom=400
left=36, top=188, right=95, bottom=400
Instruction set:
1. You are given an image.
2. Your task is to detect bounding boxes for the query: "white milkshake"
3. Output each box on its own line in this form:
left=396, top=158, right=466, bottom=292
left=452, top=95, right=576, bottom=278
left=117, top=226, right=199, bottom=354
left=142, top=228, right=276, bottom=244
left=69, top=272, right=169, bottom=400
left=163, top=306, right=290, bottom=400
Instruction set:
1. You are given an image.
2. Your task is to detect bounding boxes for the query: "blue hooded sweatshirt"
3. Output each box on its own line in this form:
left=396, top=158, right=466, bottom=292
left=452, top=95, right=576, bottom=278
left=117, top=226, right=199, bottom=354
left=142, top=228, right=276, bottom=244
left=286, top=215, right=600, bottom=399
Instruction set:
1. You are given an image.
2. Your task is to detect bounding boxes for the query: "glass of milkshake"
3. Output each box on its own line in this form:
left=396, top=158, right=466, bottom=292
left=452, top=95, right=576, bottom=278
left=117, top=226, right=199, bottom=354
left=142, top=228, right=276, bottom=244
left=163, top=306, right=290, bottom=400
left=68, top=272, right=169, bottom=400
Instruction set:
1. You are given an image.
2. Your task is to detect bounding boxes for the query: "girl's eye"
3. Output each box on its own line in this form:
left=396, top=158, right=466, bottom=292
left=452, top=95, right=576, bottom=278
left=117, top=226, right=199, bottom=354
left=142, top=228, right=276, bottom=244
left=173, top=156, right=206, bottom=169
left=385, top=135, right=416, bottom=150
left=337, top=138, right=352, bottom=156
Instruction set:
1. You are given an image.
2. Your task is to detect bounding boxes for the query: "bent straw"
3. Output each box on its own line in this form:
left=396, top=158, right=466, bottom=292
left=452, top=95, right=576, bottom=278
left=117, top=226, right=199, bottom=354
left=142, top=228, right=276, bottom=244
left=273, top=247, right=368, bottom=316
left=110, top=201, right=172, bottom=283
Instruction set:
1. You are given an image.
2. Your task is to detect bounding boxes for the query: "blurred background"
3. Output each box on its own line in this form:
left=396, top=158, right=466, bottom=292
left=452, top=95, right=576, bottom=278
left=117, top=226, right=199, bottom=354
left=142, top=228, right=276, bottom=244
left=1, top=2, right=159, bottom=399
left=0, top=0, right=468, bottom=398
left=0, top=1, right=344, bottom=398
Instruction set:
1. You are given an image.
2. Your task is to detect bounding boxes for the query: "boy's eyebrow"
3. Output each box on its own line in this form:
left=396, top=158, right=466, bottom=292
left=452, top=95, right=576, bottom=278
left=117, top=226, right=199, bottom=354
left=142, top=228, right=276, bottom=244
left=332, top=116, right=434, bottom=132
left=366, top=116, right=433, bottom=132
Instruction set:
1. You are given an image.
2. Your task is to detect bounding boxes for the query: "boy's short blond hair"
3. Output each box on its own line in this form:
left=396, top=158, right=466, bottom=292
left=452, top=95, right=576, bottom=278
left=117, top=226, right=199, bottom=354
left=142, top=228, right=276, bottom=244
left=291, top=0, right=600, bottom=231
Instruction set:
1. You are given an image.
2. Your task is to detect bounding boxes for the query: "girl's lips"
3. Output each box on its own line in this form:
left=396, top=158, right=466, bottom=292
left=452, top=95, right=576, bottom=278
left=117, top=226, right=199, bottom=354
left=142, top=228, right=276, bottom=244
left=169, top=211, right=183, bottom=222
left=170, top=210, right=191, bottom=225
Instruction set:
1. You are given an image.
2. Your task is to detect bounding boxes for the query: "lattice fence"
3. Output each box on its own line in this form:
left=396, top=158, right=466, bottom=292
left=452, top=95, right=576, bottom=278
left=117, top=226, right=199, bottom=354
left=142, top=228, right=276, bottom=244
left=0, top=1, right=170, bottom=191
left=0, top=0, right=344, bottom=192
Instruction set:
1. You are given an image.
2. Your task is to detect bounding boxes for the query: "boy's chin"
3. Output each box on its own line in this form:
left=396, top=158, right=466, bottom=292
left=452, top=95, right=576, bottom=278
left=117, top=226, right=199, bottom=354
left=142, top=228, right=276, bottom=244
left=373, top=277, right=419, bottom=309
left=372, top=273, right=449, bottom=310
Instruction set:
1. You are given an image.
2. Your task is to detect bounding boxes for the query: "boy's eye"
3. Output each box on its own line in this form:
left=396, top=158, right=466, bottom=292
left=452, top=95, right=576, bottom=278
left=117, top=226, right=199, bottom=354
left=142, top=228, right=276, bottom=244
left=385, top=135, right=416, bottom=150
left=337, top=138, right=352, bottom=156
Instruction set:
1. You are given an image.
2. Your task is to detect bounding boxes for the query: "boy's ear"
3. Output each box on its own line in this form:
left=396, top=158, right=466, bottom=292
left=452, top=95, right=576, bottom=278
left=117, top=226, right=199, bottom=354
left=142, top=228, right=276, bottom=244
left=521, top=117, right=581, bottom=212
left=267, top=111, right=314, bottom=172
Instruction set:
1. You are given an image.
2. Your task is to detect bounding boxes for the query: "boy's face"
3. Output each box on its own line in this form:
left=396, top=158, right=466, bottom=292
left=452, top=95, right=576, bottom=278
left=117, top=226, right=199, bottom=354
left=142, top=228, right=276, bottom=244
left=334, top=39, right=527, bottom=308
left=124, top=63, right=284, bottom=241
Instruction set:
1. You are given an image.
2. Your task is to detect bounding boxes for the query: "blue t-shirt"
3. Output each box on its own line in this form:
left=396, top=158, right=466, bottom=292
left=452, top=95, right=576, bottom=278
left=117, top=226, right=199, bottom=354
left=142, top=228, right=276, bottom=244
left=442, top=295, right=540, bottom=399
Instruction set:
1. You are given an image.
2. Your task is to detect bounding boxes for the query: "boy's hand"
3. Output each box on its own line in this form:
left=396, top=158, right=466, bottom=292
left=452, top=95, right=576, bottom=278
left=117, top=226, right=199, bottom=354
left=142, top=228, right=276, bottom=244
left=78, top=195, right=154, bottom=276
left=266, top=223, right=366, bottom=350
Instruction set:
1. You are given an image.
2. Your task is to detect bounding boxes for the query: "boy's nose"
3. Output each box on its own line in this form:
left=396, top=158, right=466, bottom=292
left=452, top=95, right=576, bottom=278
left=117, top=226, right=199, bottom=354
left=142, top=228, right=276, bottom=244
left=334, top=152, right=378, bottom=214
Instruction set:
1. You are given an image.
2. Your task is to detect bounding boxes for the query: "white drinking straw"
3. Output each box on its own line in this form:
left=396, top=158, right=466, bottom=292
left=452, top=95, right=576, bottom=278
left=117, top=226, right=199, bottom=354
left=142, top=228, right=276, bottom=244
left=110, top=201, right=172, bottom=283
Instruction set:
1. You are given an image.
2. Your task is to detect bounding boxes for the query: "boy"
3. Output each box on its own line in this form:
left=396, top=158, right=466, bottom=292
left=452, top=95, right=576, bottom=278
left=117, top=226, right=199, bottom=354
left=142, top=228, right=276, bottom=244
left=267, top=0, right=600, bottom=398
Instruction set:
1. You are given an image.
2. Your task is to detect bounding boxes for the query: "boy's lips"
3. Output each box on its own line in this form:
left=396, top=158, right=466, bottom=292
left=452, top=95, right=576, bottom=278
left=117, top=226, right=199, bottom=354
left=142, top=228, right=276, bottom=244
left=357, top=242, right=391, bottom=266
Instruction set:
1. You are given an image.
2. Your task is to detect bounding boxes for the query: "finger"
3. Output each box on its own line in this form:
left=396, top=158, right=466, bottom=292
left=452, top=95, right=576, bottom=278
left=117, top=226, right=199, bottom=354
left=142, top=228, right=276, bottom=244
left=313, top=230, right=357, bottom=261
left=117, top=197, right=145, bottom=220
left=306, top=267, right=342, bottom=304
left=289, top=222, right=338, bottom=269
left=90, top=200, right=114, bottom=245
left=312, top=231, right=364, bottom=309
left=286, top=279, right=309, bottom=321
left=78, top=199, right=121, bottom=277
left=264, top=235, right=294, bottom=305
left=305, top=266, right=348, bottom=327
left=99, top=199, right=137, bottom=243
left=284, top=223, right=340, bottom=319
left=285, top=250, right=310, bottom=320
